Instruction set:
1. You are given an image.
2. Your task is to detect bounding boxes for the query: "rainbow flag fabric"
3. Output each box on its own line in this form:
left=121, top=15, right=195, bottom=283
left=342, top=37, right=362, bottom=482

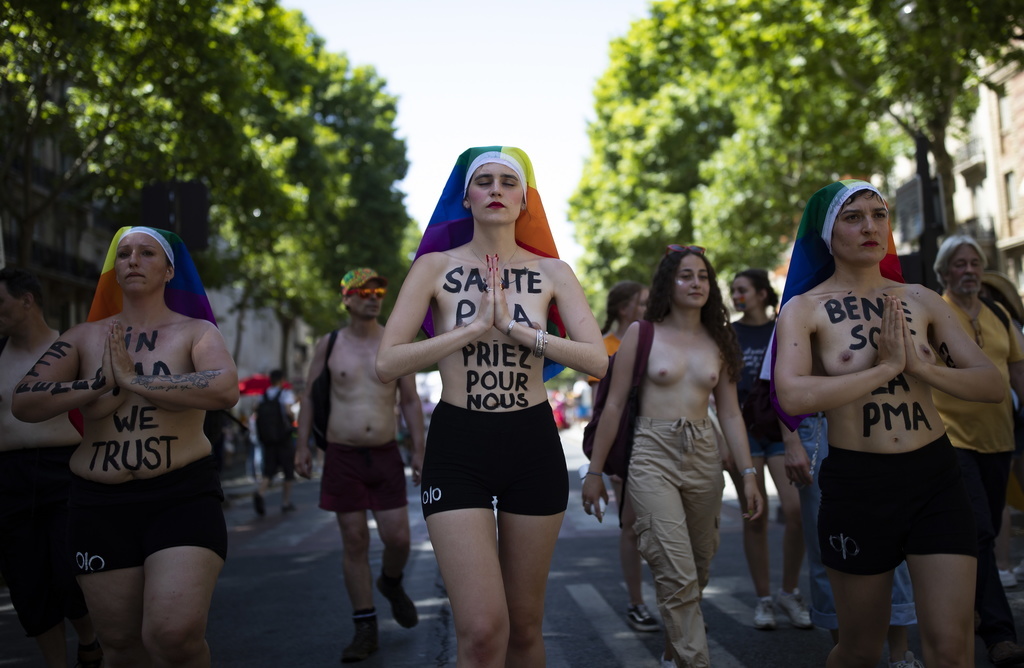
left=87, top=226, right=216, bottom=325
left=415, top=146, right=565, bottom=380
left=771, top=179, right=904, bottom=430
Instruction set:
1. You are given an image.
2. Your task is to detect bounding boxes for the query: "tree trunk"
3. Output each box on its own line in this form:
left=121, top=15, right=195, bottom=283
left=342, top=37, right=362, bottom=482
left=278, top=315, right=294, bottom=375
left=928, top=120, right=957, bottom=236
left=232, top=283, right=254, bottom=363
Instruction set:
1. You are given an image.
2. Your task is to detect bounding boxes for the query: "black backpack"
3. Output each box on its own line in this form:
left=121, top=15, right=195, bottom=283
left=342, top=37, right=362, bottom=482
left=255, top=390, right=290, bottom=445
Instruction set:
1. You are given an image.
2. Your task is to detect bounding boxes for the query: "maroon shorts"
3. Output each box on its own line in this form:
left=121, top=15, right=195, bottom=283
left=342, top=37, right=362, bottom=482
left=319, top=441, right=408, bottom=513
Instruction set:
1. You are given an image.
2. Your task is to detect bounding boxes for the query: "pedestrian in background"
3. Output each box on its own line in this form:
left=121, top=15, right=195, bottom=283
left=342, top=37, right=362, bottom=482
left=14, top=226, right=239, bottom=667
left=930, top=235, right=1024, bottom=667
left=253, top=368, right=297, bottom=516
left=294, top=267, right=425, bottom=663
left=583, top=244, right=763, bottom=667
left=728, top=268, right=810, bottom=631
left=0, top=268, right=102, bottom=668
left=590, top=279, right=660, bottom=633
left=377, top=146, right=607, bottom=667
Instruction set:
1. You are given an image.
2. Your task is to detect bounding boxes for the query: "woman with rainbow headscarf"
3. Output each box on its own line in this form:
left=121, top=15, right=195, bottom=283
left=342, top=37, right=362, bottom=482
left=376, top=146, right=607, bottom=666
left=772, top=180, right=999, bottom=667
left=13, top=226, right=238, bottom=667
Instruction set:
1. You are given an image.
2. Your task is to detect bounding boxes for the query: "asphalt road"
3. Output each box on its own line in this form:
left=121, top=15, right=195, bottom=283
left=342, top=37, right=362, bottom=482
left=3, top=424, right=1023, bottom=666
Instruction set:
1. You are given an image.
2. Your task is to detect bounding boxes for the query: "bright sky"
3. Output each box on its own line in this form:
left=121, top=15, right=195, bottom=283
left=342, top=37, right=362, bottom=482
left=282, top=0, right=651, bottom=271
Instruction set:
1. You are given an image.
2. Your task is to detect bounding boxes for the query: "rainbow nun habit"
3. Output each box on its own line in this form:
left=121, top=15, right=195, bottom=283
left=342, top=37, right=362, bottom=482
left=415, top=146, right=565, bottom=380
left=87, top=226, right=216, bottom=325
left=771, top=179, right=904, bottom=430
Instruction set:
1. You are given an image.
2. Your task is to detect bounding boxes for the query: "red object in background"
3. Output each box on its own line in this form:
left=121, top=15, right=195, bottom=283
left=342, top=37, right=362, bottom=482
left=238, top=374, right=292, bottom=396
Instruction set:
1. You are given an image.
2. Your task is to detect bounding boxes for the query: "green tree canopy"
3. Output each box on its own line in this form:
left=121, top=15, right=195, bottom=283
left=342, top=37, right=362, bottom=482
left=571, top=0, right=1023, bottom=300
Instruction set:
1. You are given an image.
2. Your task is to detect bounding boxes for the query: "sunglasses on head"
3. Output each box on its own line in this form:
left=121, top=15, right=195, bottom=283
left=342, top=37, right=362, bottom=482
left=665, top=244, right=706, bottom=255
left=346, top=287, right=387, bottom=299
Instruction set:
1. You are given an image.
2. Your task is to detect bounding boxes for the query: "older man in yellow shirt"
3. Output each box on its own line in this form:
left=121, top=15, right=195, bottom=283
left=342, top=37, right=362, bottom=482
left=932, top=235, right=1024, bottom=667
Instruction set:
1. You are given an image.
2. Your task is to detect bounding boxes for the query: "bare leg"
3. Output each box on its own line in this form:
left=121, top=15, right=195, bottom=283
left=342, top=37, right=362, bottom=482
left=906, top=553, right=976, bottom=668
left=734, top=457, right=771, bottom=596
left=77, top=567, right=149, bottom=668
left=766, top=455, right=805, bottom=592
left=373, top=506, right=412, bottom=579
left=825, top=568, right=893, bottom=668
left=886, top=625, right=909, bottom=662
left=336, top=510, right=374, bottom=610
left=427, top=508, right=509, bottom=668
left=142, top=546, right=224, bottom=668
left=497, top=511, right=564, bottom=668
left=33, top=621, right=69, bottom=668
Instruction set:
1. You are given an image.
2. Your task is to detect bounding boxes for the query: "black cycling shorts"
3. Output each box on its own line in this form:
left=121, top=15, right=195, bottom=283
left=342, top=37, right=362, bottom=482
left=68, top=456, right=227, bottom=574
left=420, top=401, right=568, bottom=518
left=818, top=434, right=977, bottom=575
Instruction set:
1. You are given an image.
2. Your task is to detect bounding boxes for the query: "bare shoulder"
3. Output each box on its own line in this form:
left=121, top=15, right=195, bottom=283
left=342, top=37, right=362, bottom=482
left=59, top=318, right=109, bottom=346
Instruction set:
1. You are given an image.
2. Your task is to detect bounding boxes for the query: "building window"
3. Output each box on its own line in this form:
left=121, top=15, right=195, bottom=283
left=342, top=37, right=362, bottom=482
left=1007, top=171, right=1018, bottom=214
left=999, top=92, right=1011, bottom=136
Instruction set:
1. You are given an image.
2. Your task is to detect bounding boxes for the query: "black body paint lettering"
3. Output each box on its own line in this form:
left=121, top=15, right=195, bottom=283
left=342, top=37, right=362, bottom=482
left=90, top=435, right=177, bottom=471
left=467, top=269, right=486, bottom=292
left=862, top=401, right=932, bottom=437
left=111, top=405, right=159, bottom=432
left=124, top=325, right=158, bottom=352
left=443, top=266, right=465, bottom=293
left=456, top=300, right=476, bottom=326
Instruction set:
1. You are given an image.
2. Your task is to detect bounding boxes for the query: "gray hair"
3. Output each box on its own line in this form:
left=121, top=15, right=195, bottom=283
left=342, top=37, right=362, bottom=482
left=934, top=235, right=987, bottom=289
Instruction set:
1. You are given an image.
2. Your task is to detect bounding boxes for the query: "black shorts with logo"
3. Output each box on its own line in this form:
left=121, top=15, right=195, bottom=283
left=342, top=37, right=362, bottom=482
left=420, top=401, right=568, bottom=518
left=68, top=456, right=227, bottom=574
left=818, top=434, right=976, bottom=575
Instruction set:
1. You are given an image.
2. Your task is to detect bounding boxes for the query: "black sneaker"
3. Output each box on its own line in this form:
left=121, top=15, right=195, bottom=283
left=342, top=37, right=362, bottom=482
left=281, top=502, right=297, bottom=513
left=626, top=604, right=659, bottom=632
left=376, top=575, right=419, bottom=628
left=253, top=492, right=265, bottom=517
left=341, top=618, right=378, bottom=663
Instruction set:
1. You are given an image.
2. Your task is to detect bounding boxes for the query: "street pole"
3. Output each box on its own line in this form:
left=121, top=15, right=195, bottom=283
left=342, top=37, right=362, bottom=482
left=916, top=132, right=940, bottom=292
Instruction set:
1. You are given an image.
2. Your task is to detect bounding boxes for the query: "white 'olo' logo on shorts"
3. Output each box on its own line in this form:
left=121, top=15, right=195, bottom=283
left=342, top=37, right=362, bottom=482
left=76, top=551, right=106, bottom=572
left=422, top=486, right=442, bottom=505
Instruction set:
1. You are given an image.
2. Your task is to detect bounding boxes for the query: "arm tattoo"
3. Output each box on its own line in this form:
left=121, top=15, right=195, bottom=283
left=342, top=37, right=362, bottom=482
left=129, top=370, right=222, bottom=392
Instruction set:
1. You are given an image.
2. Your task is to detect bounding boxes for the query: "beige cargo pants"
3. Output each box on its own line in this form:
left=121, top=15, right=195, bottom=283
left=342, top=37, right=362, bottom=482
left=628, top=416, right=723, bottom=668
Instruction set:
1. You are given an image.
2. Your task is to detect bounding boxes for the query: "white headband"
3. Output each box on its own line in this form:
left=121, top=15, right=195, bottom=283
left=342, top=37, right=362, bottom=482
left=123, top=226, right=175, bottom=267
left=820, top=182, right=884, bottom=255
left=463, top=152, right=527, bottom=197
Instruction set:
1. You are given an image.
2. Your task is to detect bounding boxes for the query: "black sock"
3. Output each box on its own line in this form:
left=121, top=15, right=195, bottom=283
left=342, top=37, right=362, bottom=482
left=380, top=571, right=403, bottom=586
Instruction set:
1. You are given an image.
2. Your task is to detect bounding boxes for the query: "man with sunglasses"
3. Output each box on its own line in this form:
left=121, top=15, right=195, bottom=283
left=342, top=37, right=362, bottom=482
left=294, top=267, right=426, bottom=663
left=931, top=236, right=1024, bottom=667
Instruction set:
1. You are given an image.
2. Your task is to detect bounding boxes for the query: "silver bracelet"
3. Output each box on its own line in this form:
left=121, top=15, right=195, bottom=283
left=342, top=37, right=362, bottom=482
left=741, top=467, right=757, bottom=477
left=504, top=318, right=516, bottom=336
left=538, top=330, right=548, bottom=357
left=533, top=328, right=543, bottom=357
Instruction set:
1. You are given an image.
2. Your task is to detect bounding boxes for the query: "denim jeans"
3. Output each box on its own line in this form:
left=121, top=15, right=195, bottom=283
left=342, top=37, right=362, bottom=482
left=796, top=415, right=917, bottom=629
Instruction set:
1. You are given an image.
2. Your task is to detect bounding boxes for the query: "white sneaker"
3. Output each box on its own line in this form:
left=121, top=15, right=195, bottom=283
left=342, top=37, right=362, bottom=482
left=753, top=596, right=776, bottom=630
left=889, top=650, right=924, bottom=668
left=660, top=655, right=675, bottom=668
left=1000, top=569, right=1018, bottom=589
left=1013, top=559, right=1024, bottom=583
left=775, top=588, right=813, bottom=629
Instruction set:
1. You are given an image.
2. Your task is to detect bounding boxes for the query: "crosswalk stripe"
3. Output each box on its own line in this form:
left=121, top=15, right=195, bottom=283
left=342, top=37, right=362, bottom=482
left=566, top=583, right=661, bottom=666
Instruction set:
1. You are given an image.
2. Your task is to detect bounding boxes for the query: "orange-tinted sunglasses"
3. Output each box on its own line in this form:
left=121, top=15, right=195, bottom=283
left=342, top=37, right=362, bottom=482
left=346, top=287, right=387, bottom=299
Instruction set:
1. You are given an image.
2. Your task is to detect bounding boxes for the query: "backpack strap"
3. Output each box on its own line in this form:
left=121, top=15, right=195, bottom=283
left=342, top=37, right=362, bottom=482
left=324, top=330, right=339, bottom=370
left=980, top=295, right=1011, bottom=332
left=629, top=320, right=654, bottom=388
